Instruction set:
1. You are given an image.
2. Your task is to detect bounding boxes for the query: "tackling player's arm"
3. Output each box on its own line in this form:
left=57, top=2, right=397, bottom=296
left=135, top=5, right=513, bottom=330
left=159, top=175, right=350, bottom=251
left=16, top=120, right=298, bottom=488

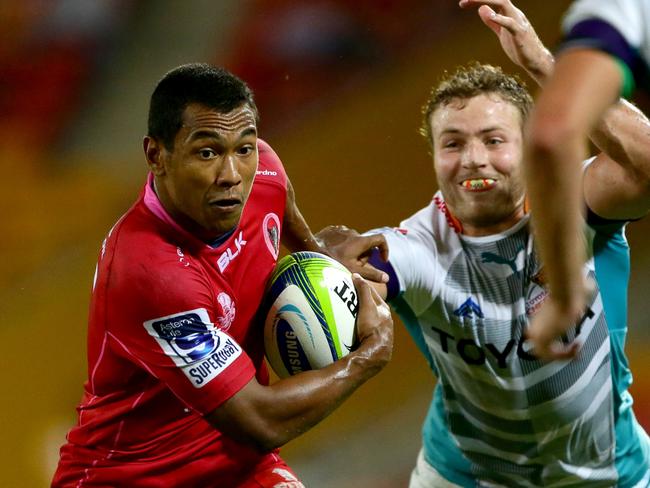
left=525, top=51, right=622, bottom=311
left=464, top=0, right=650, bottom=217
left=282, top=178, right=389, bottom=283
left=582, top=98, right=650, bottom=220
left=205, top=274, right=392, bottom=452
left=523, top=53, right=634, bottom=359
left=463, top=0, right=650, bottom=358
left=315, top=225, right=389, bottom=291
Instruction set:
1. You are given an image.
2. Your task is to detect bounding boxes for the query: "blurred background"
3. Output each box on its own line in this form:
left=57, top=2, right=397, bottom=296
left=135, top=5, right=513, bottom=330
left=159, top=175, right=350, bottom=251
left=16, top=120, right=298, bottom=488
left=2, top=0, right=648, bottom=486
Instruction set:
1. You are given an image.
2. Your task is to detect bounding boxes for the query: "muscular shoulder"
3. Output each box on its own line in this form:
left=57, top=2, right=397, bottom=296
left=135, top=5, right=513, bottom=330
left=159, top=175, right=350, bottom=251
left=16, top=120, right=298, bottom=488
left=398, top=193, right=463, bottom=244
left=256, top=138, right=288, bottom=189
left=99, top=204, right=213, bottom=315
left=366, top=200, right=444, bottom=305
left=367, top=197, right=454, bottom=266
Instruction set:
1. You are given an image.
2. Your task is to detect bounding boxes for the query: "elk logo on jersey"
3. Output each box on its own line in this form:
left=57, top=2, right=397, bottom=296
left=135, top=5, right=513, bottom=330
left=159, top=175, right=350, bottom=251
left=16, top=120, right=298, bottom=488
left=263, top=213, right=281, bottom=259
left=143, top=308, right=242, bottom=388
left=217, top=231, right=247, bottom=272
left=216, top=292, right=236, bottom=330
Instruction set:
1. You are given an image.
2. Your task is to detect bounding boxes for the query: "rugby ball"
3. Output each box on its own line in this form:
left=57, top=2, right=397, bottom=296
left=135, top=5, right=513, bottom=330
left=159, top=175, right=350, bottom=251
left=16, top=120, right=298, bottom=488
left=263, top=251, right=358, bottom=378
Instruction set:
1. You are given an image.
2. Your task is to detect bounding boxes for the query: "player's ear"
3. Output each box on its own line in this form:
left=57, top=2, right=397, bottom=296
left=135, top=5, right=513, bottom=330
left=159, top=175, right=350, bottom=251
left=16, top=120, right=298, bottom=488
left=144, top=136, right=167, bottom=176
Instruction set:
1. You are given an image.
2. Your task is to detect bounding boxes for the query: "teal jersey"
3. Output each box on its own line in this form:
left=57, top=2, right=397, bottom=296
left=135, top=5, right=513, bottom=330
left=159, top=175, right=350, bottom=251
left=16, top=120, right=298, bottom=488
left=373, top=191, right=649, bottom=487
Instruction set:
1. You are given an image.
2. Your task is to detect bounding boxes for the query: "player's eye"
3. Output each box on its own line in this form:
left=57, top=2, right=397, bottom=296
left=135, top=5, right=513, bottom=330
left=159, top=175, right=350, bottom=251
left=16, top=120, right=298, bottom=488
left=443, top=140, right=459, bottom=149
left=486, top=137, right=503, bottom=146
left=199, top=148, right=217, bottom=159
left=237, top=145, right=255, bottom=156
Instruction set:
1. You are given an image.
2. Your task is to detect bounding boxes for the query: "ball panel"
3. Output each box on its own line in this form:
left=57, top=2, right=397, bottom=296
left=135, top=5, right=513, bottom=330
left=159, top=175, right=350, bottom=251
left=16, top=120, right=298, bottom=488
left=321, top=266, right=358, bottom=356
left=264, top=284, right=338, bottom=378
left=263, top=251, right=357, bottom=377
left=270, top=255, right=338, bottom=360
left=293, top=253, right=354, bottom=358
left=274, top=317, right=312, bottom=377
left=279, top=276, right=339, bottom=365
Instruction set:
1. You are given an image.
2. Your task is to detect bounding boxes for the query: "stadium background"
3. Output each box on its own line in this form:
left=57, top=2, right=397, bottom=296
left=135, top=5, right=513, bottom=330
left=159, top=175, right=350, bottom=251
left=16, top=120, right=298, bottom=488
left=2, top=1, right=648, bottom=486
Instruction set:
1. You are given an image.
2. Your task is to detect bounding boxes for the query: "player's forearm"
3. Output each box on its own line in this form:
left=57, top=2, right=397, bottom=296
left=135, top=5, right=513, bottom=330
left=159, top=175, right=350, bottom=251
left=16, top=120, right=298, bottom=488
left=282, top=205, right=323, bottom=254
left=553, top=51, right=623, bottom=150
left=262, top=333, right=390, bottom=447
left=282, top=221, right=324, bottom=254
left=570, top=47, right=650, bottom=171
left=524, top=53, right=611, bottom=308
left=522, top=46, right=554, bottom=87
left=208, top=316, right=391, bottom=452
left=525, top=133, right=585, bottom=308
left=526, top=50, right=622, bottom=303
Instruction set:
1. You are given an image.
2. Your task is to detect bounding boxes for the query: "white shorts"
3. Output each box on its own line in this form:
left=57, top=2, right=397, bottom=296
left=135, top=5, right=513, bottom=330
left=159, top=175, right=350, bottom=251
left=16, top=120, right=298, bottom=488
left=409, top=448, right=463, bottom=488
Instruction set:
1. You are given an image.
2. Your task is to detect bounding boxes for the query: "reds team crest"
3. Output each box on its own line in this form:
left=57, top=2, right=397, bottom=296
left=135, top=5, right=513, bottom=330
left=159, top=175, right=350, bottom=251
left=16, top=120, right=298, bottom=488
left=216, top=292, right=236, bottom=330
left=263, top=213, right=281, bottom=259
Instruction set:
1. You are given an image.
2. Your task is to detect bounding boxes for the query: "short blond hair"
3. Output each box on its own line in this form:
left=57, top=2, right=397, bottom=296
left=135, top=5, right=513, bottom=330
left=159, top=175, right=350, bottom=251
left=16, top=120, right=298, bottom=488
left=421, top=62, right=533, bottom=148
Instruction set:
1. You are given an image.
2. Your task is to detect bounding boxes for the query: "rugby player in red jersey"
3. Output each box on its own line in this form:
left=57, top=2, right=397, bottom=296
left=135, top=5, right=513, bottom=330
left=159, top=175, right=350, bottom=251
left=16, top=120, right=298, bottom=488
left=52, top=63, right=392, bottom=488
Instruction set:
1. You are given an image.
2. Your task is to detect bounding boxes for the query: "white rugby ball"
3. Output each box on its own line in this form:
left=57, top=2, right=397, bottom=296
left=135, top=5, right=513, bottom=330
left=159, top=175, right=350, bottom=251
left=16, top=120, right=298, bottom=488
left=263, top=251, right=358, bottom=378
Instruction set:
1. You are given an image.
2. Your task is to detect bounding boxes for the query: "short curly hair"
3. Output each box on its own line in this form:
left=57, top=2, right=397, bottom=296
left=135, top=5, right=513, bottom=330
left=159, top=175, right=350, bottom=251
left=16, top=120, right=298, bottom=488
left=420, top=62, right=533, bottom=149
left=148, top=63, right=258, bottom=150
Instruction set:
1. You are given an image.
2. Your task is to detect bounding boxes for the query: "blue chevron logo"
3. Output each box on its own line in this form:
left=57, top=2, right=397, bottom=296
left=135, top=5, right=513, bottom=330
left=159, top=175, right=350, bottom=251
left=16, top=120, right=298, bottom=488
left=453, top=298, right=484, bottom=319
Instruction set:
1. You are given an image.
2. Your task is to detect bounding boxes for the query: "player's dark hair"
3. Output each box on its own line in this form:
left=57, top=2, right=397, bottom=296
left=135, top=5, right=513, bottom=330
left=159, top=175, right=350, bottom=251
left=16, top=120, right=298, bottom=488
left=147, top=63, right=259, bottom=150
left=421, top=62, right=533, bottom=151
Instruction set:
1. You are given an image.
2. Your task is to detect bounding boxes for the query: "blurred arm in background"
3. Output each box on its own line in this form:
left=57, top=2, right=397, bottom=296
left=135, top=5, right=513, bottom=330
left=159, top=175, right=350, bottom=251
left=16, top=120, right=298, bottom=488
left=462, top=0, right=650, bottom=359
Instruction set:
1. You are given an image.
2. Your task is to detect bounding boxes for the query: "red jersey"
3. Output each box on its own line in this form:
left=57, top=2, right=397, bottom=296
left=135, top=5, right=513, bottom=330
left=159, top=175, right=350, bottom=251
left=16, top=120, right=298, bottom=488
left=53, top=140, right=301, bottom=487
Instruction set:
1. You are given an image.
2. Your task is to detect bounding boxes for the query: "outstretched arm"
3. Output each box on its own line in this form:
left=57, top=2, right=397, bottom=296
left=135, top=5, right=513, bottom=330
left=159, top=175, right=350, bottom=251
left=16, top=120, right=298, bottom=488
left=461, top=0, right=650, bottom=358
left=462, top=0, right=650, bottom=220
left=459, top=0, right=554, bottom=85
left=524, top=52, right=636, bottom=359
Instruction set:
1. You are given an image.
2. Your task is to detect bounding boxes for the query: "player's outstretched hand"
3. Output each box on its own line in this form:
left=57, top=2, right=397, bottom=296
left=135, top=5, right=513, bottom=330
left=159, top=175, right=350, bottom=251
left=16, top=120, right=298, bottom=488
left=352, top=273, right=393, bottom=368
left=316, top=225, right=389, bottom=284
left=458, top=0, right=554, bottom=85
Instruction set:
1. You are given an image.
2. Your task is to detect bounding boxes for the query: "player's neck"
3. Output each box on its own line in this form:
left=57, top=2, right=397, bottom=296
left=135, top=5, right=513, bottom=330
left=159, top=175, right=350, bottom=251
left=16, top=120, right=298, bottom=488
left=152, top=178, right=233, bottom=244
left=461, top=206, right=527, bottom=237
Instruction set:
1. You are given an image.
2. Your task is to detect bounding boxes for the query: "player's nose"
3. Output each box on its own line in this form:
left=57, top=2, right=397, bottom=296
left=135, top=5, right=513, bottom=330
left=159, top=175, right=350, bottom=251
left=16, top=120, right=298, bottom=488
left=461, top=140, right=488, bottom=168
left=216, top=154, right=242, bottom=187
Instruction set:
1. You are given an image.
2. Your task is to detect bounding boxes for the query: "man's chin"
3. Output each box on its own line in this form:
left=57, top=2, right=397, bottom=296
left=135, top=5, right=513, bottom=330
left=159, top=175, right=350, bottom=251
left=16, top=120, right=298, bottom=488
left=212, top=221, right=239, bottom=236
left=463, top=207, right=524, bottom=228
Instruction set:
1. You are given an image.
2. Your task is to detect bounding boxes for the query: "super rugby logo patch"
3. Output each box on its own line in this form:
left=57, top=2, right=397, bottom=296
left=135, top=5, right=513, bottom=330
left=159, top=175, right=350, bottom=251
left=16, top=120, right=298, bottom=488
left=143, top=308, right=242, bottom=388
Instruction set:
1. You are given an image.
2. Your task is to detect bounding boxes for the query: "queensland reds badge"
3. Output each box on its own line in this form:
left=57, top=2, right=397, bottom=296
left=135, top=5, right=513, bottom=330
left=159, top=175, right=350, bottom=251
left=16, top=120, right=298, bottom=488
left=263, top=213, right=281, bottom=259
left=216, top=292, right=236, bottom=330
